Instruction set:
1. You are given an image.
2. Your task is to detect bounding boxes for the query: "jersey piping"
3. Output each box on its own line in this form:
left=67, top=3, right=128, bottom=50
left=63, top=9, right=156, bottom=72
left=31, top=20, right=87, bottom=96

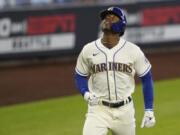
left=113, top=41, right=127, bottom=100
left=95, top=41, right=111, bottom=101
left=75, top=68, right=89, bottom=77
left=139, top=64, right=151, bottom=77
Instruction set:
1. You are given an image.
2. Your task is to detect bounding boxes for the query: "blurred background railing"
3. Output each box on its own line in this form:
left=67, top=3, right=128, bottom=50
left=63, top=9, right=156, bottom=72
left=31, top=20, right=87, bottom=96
left=0, top=0, right=176, bottom=9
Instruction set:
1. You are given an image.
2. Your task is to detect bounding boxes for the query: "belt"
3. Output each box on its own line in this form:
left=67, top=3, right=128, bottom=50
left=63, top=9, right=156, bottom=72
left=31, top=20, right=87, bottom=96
left=102, top=96, right=132, bottom=108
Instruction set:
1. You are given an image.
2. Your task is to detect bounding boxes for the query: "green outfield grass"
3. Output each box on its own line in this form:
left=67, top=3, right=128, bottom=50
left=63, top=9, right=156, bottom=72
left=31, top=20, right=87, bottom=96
left=0, top=78, right=180, bottom=135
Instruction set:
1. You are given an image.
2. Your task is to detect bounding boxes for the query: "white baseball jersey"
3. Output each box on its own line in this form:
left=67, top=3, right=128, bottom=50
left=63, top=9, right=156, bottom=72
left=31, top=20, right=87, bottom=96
left=75, top=38, right=151, bottom=101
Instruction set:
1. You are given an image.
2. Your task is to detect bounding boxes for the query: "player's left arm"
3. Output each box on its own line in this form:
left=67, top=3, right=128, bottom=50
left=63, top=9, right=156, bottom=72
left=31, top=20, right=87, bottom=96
left=140, top=70, right=156, bottom=128
left=140, top=70, right=154, bottom=111
left=133, top=47, right=156, bottom=128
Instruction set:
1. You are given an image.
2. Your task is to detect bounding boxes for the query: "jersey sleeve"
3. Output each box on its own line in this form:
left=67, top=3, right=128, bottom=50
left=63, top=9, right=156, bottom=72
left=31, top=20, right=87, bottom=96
left=134, top=48, right=151, bottom=77
left=75, top=46, right=90, bottom=76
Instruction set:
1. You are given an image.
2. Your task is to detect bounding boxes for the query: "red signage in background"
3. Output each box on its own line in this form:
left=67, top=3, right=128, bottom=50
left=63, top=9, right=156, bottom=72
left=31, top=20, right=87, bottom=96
left=142, top=6, right=180, bottom=26
left=27, top=14, right=76, bottom=35
left=0, top=13, right=76, bottom=54
left=1, top=2, right=180, bottom=59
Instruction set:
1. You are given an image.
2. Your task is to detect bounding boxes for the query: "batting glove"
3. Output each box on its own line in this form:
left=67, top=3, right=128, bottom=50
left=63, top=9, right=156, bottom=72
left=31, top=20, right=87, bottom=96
left=141, top=110, right=156, bottom=128
left=84, top=92, right=99, bottom=106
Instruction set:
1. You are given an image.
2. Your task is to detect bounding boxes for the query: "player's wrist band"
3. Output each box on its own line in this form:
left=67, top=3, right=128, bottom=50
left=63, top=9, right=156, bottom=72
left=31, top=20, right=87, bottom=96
left=145, top=108, right=153, bottom=111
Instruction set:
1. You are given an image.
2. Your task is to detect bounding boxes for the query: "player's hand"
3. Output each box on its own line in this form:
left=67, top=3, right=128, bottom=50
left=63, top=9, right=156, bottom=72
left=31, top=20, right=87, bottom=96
left=141, top=110, right=156, bottom=128
left=84, top=92, right=99, bottom=106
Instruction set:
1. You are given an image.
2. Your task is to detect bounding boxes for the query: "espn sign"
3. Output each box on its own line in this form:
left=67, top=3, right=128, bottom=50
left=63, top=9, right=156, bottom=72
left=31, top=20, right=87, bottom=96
left=0, top=13, right=76, bottom=55
left=142, top=6, right=180, bottom=26
left=27, top=14, right=75, bottom=35
left=0, top=13, right=76, bottom=38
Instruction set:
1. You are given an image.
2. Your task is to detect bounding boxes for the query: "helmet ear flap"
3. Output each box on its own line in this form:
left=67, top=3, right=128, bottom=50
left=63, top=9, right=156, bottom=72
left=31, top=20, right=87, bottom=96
left=111, top=20, right=126, bottom=36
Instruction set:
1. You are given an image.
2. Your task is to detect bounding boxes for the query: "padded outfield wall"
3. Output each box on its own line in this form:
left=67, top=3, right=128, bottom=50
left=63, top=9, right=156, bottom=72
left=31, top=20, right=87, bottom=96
left=0, top=1, right=180, bottom=60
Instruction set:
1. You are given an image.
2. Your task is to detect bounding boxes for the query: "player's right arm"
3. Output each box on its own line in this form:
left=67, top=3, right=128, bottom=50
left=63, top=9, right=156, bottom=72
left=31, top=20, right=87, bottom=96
left=74, top=73, right=88, bottom=96
left=74, top=45, right=99, bottom=105
left=75, top=46, right=89, bottom=95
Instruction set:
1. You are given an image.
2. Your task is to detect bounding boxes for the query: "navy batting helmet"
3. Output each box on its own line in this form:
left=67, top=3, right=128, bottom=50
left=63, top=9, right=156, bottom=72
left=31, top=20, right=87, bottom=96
left=100, top=7, right=127, bottom=36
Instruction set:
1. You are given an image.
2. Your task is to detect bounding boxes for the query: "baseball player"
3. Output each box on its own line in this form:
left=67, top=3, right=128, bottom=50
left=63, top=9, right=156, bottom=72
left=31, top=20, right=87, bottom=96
left=75, top=7, right=155, bottom=135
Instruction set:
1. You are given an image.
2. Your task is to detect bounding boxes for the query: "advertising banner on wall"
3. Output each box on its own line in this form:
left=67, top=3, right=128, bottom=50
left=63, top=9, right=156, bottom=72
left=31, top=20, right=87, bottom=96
left=0, top=1, right=180, bottom=60
left=124, top=4, right=180, bottom=45
left=0, top=7, right=101, bottom=60
left=0, top=12, right=77, bottom=56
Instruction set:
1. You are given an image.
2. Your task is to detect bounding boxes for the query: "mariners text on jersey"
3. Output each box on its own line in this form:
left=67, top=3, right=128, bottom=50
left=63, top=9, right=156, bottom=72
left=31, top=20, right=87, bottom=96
left=92, top=62, right=132, bottom=74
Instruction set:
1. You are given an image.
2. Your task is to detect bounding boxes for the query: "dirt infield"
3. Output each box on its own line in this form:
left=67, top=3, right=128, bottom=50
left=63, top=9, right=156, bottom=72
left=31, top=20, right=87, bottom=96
left=0, top=51, right=180, bottom=106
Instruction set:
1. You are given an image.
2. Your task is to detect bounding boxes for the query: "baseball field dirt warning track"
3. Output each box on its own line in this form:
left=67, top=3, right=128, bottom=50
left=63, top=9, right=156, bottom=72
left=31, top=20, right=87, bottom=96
left=0, top=51, right=179, bottom=106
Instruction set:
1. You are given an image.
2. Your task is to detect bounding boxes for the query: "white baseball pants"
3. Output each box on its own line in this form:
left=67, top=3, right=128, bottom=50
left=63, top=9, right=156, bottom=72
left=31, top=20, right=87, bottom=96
left=83, top=101, right=135, bottom=135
